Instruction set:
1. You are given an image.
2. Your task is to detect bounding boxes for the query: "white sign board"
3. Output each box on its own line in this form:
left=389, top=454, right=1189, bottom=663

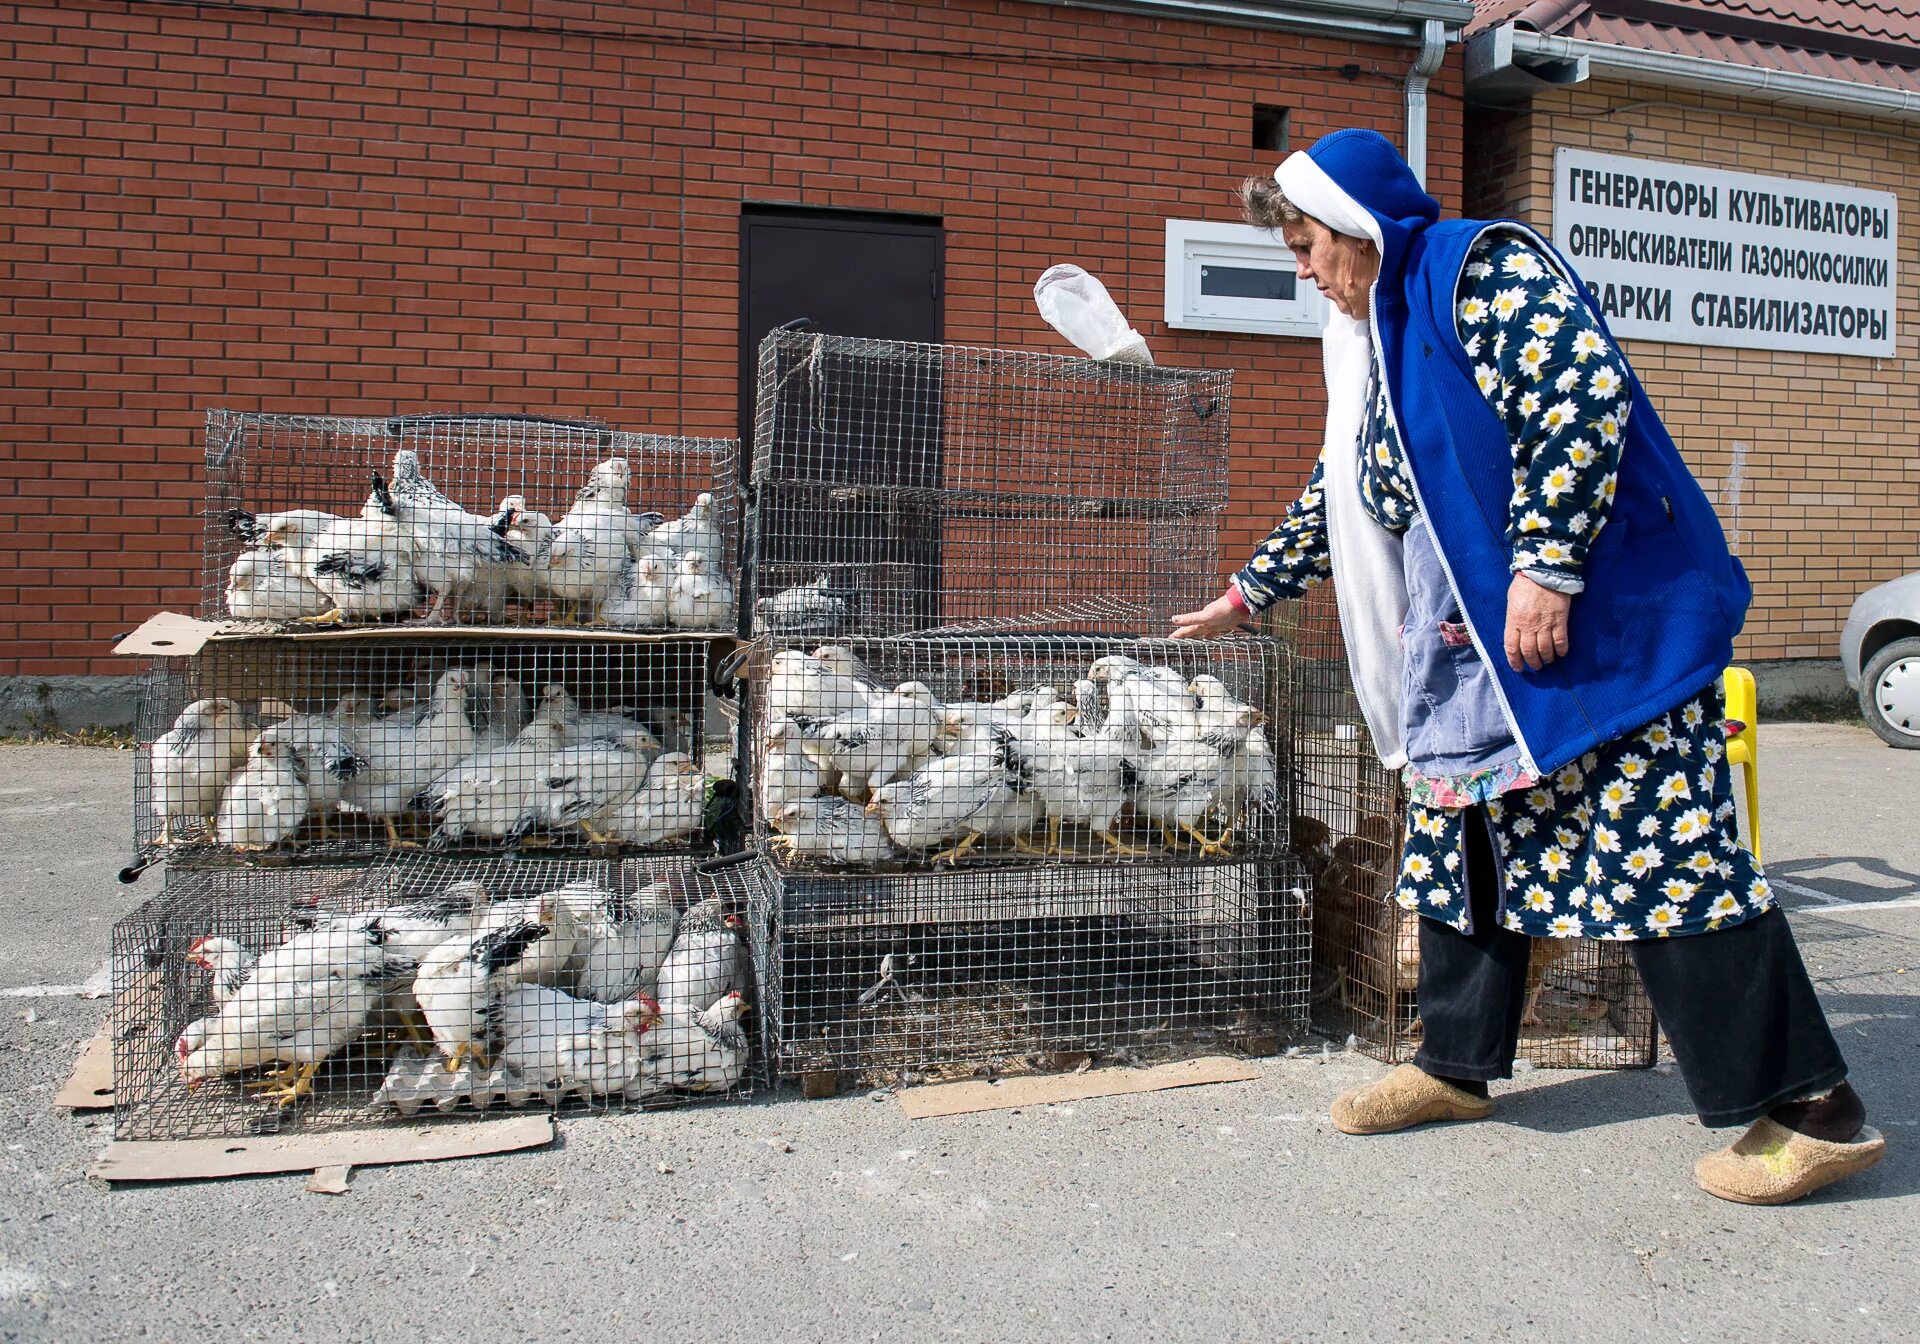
left=1552, top=148, right=1896, bottom=357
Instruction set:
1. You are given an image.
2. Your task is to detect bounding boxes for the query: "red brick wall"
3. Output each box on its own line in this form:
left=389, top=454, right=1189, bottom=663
left=0, top=0, right=1463, bottom=676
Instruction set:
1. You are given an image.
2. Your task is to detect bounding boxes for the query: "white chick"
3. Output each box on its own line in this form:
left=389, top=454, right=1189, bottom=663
left=551, top=879, right=681, bottom=1003
left=538, top=729, right=655, bottom=842
left=224, top=546, right=332, bottom=621
left=287, top=510, right=419, bottom=625
left=770, top=795, right=899, bottom=865
left=599, top=551, right=673, bottom=629
left=759, top=716, right=830, bottom=818
left=641, top=491, right=723, bottom=568
left=652, top=898, right=746, bottom=1009
left=804, top=681, right=943, bottom=802
left=495, top=984, right=662, bottom=1094
left=374, top=450, right=530, bottom=624
left=252, top=695, right=369, bottom=825
left=427, top=716, right=568, bottom=844
left=766, top=647, right=872, bottom=726
left=215, top=735, right=310, bottom=851
left=754, top=574, right=849, bottom=635
left=541, top=457, right=636, bottom=621
left=415, top=918, right=559, bottom=1071
left=869, top=743, right=1026, bottom=864
left=667, top=550, right=734, bottom=630
left=341, top=668, right=479, bottom=847
left=596, top=751, right=706, bottom=849
left=642, top=991, right=751, bottom=1094
left=150, top=697, right=252, bottom=845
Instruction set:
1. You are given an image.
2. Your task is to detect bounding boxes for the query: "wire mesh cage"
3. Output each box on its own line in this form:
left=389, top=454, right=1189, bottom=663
left=131, top=632, right=739, bottom=870
left=743, top=854, right=1310, bottom=1090
left=1267, top=589, right=1659, bottom=1070
left=202, top=410, right=738, bottom=633
left=742, top=634, right=1290, bottom=872
left=745, top=331, right=1231, bottom=638
left=111, top=854, right=768, bottom=1140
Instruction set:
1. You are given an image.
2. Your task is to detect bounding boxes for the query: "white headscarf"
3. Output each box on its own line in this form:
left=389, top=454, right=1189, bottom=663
left=1271, top=151, right=1409, bottom=770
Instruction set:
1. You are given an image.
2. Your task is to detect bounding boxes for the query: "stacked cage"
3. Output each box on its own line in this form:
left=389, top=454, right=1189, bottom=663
left=741, top=331, right=1311, bottom=1088
left=1268, top=588, right=1660, bottom=1070
left=115, top=413, right=761, bottom=1140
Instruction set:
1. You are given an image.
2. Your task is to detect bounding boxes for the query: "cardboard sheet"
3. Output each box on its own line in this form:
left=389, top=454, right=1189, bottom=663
left=897, top=1056, right=1262, bottom=1119
left=54, top=1029, right=115, bottom=1112
left=90, top=1114, right=553, bottom=1183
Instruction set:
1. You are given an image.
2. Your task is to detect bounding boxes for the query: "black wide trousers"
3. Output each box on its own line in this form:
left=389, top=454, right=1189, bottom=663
left=1411, top=805, right=1849, bottom=1128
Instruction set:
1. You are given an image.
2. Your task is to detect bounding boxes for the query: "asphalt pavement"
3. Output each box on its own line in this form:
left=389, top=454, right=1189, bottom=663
left=0, top=726, right=1913, bottom=1342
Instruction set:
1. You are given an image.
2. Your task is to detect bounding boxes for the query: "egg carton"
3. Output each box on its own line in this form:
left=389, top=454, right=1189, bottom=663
left=371, top=1046, right=679, bottom=1116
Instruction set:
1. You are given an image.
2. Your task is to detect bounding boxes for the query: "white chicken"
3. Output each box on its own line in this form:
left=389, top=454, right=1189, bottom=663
left=802, top=681, right=942, bottom=802
left=759, top=716, right=831, bottom=817
left=770, top=795, right=899, bottom=864
left=224, top=546, right=332, bottom=620
left=291, top=880, right=497, bottom=1044
left=653, top=897, right=746, bottom=1009
left=596, top=751, right=706, bottom=848
left=533, top=683, right=663, bottom=753
left=467, top=496, right=551, bottom=616
left=642, top=990, right=751, bottom=1094
left=754, top=574, right=850, bottom=635
left=184, top=935, right=256, bottom=1006
left=426, top=715, right=567, bottom=844
left=538, top=729, right=656, bottom=841
left=766, top=647, right=872, bottom=725
left=667, top=550, right=734, bottom=630
left=551, top=878, right=680, bottom=1003
left=1060, top=678, right=1147, bottom=856
left=175, top=922, right=414, bottom=1105
left=341, top=668, right=479, bottom=847
left=224, top=507, right=341, bottom=552
left=415, top=917, right=560, bottom=1072
left=598, top=551, right=673, bottom=629
left=251, top=696, right=369, bottom=829
left=495, top=984, right=663, bottom=1095
left=1090, top=655, right=1199, bottom=747
left=541, top=457, right=637, bottom=622
left=215, top=735, right=310, bottom=851
left=150, top=697, right=253, bottom=845
left=284, top=507, right=419, bottom=625
left=869, top=727, right=1037, bottom=863
left=641, top=491, right=724, bottom=568
left=375, top=450, right=531, bottom=624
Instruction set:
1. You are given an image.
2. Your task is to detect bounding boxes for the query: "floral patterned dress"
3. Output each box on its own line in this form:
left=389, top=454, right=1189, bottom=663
left=1235, top=230, right=1771, bottom=941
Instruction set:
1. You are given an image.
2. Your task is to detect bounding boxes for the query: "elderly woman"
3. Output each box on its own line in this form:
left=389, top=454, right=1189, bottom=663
left=1173, top=129, right=1884, bottom=1205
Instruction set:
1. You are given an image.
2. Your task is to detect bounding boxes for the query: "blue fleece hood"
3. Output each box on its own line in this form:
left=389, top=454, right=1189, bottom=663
left=1299, top=129, right=1439, bottom=283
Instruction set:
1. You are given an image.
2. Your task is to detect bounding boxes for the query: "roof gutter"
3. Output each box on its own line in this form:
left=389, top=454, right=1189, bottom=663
left=1468, top=22, right=1920, bottom=121
left=1034, top=0, right=1474, bottom=45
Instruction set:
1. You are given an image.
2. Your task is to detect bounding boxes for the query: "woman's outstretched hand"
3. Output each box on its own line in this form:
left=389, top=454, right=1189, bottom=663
left=1171, top=590, right=1249, bottom=640
left=1505, top=572, right=1572, bottom=671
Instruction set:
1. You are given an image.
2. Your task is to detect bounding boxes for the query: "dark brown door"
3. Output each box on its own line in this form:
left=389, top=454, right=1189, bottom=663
left=739, top=207, right=945, bottom=629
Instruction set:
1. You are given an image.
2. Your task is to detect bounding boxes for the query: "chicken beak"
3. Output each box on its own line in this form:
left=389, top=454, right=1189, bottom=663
left=864, top=799, right=882, bottom=816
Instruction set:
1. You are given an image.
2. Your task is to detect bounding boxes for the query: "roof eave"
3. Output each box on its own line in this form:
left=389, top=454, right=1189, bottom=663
left=1466, top=22, right=1920, bottom=120
left=1031, top=0, right=1475, bottom=45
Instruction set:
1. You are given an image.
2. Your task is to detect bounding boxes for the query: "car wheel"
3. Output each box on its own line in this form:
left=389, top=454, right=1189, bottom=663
left=1859, top=636, right=1920, bottom=749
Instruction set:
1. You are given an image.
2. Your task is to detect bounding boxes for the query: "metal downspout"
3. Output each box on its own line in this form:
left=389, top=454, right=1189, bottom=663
left=1404, top=18, right=1449, bottom=186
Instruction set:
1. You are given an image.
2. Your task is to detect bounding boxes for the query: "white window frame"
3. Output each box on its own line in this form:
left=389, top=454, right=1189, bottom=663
left=1163, top=219, right=1325, bottom=338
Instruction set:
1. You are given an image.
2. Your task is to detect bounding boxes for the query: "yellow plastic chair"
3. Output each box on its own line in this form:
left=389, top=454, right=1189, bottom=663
left=1723, top=666, right=1761, bottom=860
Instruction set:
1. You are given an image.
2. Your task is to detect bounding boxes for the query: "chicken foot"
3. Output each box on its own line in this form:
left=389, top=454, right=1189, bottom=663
left=930, top=831, right=984, bottom=866
left=295, top=608, right=348, bottom=627
left=251, top=1061, right=321, bottom=1108
left=1096, top=829, right=1149, bottom=858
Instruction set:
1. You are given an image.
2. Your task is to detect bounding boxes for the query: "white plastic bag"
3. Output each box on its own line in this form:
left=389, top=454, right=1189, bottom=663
left=1032, top=265, right=1153, bottom=365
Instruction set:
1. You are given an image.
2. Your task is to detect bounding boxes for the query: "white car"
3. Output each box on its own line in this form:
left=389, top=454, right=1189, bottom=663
left=1840, top=571, right=1920, bottom=748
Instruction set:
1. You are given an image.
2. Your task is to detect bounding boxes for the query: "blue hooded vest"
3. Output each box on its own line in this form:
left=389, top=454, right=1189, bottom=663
left=1307, top=129, right=1750, bottom=778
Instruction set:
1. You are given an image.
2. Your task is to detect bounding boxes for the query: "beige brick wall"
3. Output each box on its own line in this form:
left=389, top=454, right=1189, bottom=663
left=1466, top=81, right=1920, bottom=663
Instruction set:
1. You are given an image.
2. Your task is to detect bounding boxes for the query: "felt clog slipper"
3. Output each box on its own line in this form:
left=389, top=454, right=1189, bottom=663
left=1694, top=1117, right=1887, bottom=1205
left=1330, top=1063, right=1495, bottom=1135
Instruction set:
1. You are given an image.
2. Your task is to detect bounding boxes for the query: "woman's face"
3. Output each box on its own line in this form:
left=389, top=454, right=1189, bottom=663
left=1282, top=216, right=1381, bottom=320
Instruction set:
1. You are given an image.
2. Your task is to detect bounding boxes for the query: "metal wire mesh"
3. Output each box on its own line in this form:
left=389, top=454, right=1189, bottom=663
left=1267, top=589, right=1659, bottom=1070
left=744, top=854, right=1310, bottom=1088
left=132, top=633, right=738, bottom=869
left=111, top=855, right=767, bottom=1140
left=746, top=331, right=1231, bottom=637
left=202, top=410, right=738, bottom=632
left=743, top=634, right=1289, bottom=872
